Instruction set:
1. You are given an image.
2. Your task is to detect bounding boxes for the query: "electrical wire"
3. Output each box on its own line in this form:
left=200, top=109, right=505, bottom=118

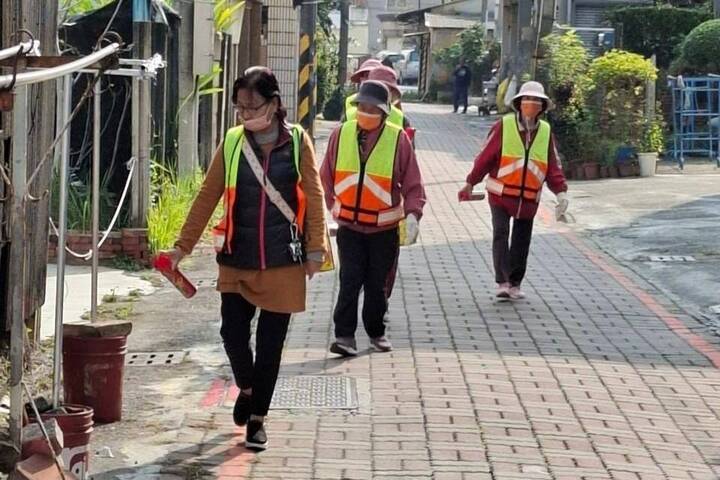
left=49, top=157, right=136, bottom=260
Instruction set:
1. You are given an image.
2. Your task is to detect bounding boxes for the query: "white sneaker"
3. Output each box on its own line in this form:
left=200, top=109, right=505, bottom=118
left=496, top=283, right=511, bottom=301
left=509, top=286, right=525, bottom=300
left=370, top=336, right=393, bottom=352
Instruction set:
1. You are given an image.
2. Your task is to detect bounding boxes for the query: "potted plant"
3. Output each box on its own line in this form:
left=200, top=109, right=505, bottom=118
left=637, top=121, right=664, bottom=177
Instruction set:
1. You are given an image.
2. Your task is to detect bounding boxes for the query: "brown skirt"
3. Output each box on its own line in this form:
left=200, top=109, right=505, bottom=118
left=216, top=263, right=307, bottom=314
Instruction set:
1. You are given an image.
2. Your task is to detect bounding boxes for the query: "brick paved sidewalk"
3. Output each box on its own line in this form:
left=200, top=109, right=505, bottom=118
left=102, top=104, right=720, bottom=480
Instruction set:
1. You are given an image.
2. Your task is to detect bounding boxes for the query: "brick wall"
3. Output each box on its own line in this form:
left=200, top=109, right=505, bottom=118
left=266, top=0, right=300, bottom=122
left=48, top=228, right=150, bottom=266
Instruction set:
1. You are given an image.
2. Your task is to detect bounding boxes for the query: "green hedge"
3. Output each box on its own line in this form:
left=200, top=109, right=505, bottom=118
left=608, top=6, right=711, bottom=69
left=678, top=19, right=720, bottom=74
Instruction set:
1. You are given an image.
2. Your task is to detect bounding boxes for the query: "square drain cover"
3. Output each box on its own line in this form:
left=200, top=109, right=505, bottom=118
left=126, top=351, right=186, bottom=366
left=649, top=255, right=696, bottom=262
left=270, top=376, right=358, bottom=410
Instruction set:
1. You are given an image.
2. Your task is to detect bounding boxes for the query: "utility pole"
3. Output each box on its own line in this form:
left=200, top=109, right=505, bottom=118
left=337, top=0, right=349, bottom=88
left=715, top=0, right=720, bottom=18
left=131, top=11, right=152, bottom=227
left=297, top=0, right=317, bottom=136
left=177, top=0, right=198, bottom=176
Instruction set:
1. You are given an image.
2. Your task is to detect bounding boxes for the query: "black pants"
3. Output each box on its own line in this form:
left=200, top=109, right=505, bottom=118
left=490, top=205, right=535, bottom=287
left=334, top=227, right=399, bottom=339
left=220, top=293, right=290, bottom=416
left=453, top=86, right=469, bottom=112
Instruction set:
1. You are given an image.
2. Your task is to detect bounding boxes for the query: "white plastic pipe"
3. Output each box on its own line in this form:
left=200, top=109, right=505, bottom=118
left=0, top=43, right=119, bottom=88
left=0, top=40, right=38, bottom=61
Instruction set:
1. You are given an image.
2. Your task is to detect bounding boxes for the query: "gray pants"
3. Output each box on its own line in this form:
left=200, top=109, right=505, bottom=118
left=490, top=205, right=535, bottom=286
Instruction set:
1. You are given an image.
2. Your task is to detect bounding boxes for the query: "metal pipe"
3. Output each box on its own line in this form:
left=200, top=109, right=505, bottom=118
left=9, top=84, right=29, bottom=448
left=52, top=74, right=72, bottom=407
left=91, top=77, right=101, bottom=322
left=0, top=43, right=119, bottom=89
left=0, top=40, right=37, bottom=61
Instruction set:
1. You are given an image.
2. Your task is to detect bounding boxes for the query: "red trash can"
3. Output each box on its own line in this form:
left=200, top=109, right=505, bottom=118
left=63, top=335, right=128, bottom=423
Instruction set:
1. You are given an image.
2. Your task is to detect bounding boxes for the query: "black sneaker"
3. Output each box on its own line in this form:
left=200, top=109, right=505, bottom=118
left=245, top=420, right=268, bottom=451
left=233, top=392, right=251, bottom=426
left=330, top=338, right=358, bottom=357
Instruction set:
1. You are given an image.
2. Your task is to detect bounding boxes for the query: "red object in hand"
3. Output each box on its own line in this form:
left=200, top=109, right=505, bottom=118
left=404, top=127, right=416, bottom=142
left=458, top=190, right=471, bottom=202
left=153, top=253, right=197, bottom=298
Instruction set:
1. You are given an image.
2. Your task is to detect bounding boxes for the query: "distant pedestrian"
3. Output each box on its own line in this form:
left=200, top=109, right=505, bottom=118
left=164, top=67, right=329, bottom=451
left=452, top=58, right=472, bottom=114
left=345, top=58, right=383, bottom=119
left=458, top=81, right=569, bottom=300
left=321, top=81, right=426, bottom=356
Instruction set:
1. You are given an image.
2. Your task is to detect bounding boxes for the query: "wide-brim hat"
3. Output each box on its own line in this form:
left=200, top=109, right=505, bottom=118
left=511, top=81, right=555, bottom=112
left=350, top=59, right=383, bottom=84
left=352, top=80, right=390, bottom=114
left=367, top=65, right=401, bottom=98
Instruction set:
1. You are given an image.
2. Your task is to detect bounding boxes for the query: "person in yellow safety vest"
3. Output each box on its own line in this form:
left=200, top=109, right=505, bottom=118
left=346, top=66, right=416, bottom=142
left=458, top=81, right=569, bottom=301
left=320, top=80, right=426, bottom=356
left=344, top=58, right=383, bottom=118
left=164, top=67, right=329, bottom=451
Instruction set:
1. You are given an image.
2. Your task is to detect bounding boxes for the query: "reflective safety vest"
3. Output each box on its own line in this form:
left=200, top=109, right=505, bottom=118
left=216, top=125, right=306, bottom=256
left=333, top=120, right=405, bottom=227
left=486, top=114, right=550, bottom=203
left=345, top=93, right=404, bottom=128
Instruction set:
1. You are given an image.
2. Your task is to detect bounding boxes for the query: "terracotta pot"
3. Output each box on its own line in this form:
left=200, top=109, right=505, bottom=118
left=608, top=165, right=619, bottom=178
left=600, top=165, right=609, bottom=178
left=574, top=164, right=585, bottom=180
left=583, top=162, right=600, bottom=180
left=618, top=163, right=635, bottom=177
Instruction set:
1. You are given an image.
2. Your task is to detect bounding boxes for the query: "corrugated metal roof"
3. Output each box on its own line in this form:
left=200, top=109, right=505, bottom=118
left=424, top=13, right=481, bottom=29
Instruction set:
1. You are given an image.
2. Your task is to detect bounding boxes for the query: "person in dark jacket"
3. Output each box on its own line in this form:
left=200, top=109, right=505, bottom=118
left=452, top=58, right=472, bottom=114
left=164, top=67, right=328, bottom=452
left=459, top=81, right=569, bottom=300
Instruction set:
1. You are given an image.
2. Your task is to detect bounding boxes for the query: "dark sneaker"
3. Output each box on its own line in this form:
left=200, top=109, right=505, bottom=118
left=330, top=338, right=358, bottom=357
left=370, top=336, right=393, bottom=352
left=233, top=392, right=251, bottom=426
left=245, top=420, right=268, bottom=451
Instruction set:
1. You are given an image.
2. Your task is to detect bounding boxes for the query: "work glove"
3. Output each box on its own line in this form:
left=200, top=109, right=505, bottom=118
left=555, top=192, right=569, bottom=222
left=404, top=214, right=420, bottom=245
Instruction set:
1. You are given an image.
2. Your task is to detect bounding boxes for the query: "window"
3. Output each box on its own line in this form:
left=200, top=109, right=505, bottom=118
left=409, top=50, right=419, bottom=62
left=350, top=7, right=368, bottom=22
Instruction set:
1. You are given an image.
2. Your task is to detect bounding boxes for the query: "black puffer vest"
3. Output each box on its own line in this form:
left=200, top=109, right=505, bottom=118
left=216, top=126, right=302, bottom=270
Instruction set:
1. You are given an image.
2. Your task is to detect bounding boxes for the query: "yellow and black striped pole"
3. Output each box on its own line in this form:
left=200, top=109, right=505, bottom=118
left=297, top=1, right=317, bottom=138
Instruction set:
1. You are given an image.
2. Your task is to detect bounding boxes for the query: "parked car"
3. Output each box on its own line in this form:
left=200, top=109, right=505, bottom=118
left=376, top=51, right=404, bottom=69
left=396, top=49, right=419, bottom=85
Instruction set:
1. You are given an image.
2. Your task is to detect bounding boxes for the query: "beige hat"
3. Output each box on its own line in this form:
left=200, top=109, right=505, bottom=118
left=511, top=81, right=554, bottom=111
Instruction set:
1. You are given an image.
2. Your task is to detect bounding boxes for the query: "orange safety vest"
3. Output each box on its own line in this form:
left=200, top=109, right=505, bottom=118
left=333, top=120, right=404, bottom=227
left=486, top=114, right=550, bottom=202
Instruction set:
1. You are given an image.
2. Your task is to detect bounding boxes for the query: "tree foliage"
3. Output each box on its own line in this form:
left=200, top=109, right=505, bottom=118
left=675, top=19, right=720, bottom=74
left=608, top=6, right=711, bottom=69
left=434, top=25, right=500, bottom=93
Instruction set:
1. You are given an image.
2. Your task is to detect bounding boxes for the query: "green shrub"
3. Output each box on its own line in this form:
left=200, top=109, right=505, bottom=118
left=434, top=25, right=500, bottom=94
left=538, top=31, right=593, bottom=119
left=147, top=164, right=205, bottom=253
left=589, top=50, right=657, bottom=89
left=316, top=28, right=338, bottom=112
left=608, top=6, right=711, bottom=70
left=677, top=19, right=720, bottom=74
left=639, top=120, right=665, bottom=153
left=322, top=86, right=346, bottom=121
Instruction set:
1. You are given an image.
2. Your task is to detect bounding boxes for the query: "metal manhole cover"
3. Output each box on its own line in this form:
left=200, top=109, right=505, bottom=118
left=126, top=351, right=186, bottom=366
left=270, top=376, right=358, bottom=410
left=649, top=255, right=696, bottom=262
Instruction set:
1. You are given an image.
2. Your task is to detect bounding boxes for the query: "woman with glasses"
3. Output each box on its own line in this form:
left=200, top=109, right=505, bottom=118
left=163, top=67, right=328, bottom=451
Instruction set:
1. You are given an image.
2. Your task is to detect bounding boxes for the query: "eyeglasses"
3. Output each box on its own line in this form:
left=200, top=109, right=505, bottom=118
left=234, top=101, right=269, bottom=116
